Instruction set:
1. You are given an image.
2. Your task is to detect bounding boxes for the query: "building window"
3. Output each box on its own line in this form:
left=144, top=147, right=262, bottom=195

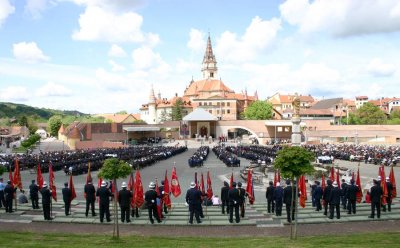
left=199, top=102, right=202, bottom=106
left=227, top=102, right=230, bottom=107
left=204, top=102, right=207, bottom=106
left=222, top=110, right=225, bottom=114
left=209, top=102, right=212, bottom=106
left=210, top=72, right=214, bottom=77
left=222, top=102, right=225, bottom=107
left=227, top=110, right=230, bottom=114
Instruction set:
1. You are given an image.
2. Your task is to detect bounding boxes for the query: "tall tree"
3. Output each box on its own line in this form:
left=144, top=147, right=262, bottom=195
left=170, top=98, right=184, bottom=121
left=348, top=102, right=387, bottom=124
left=274, top=146, right=314, bottom=239
left=18, top=116, right=28, bottom=127
left=242, top=100, right=273, bottom=120
left=98, top=158, right=131, bottom=238
left=48, top=115, right=62, bottom=137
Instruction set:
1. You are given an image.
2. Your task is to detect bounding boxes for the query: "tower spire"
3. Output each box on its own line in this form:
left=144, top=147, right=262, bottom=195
left=201, top=34, right=218, bottom=79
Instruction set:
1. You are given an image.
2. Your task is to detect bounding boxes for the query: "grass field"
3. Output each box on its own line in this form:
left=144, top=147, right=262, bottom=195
left=1, top=231, right=400, bottom=248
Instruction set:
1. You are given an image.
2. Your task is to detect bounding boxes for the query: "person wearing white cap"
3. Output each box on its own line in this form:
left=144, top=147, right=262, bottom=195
left=118, top=182, right=132, bottom=223
left=84, top=179, right=97, bottom=217
left=96, top=180, right=112, bottom=223
left=185, top=181, right=202, bottom=224
left=40, top=181, right=52, bottom=220
left=383, top=177, right=393, bottom=212
left=145, top=182, right=161, bottom=224
left=329, top=181, right=341, bottom=220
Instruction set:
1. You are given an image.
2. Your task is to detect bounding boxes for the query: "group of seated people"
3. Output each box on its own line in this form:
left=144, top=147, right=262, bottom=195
left=212, top=146, right=240, bottom=167
left=188, top=146, right=209, bottom=167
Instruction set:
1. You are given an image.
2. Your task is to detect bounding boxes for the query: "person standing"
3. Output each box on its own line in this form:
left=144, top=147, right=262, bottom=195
left=84, top=179, right=96, bottom=217
left=0, top=178, right=6, bottom=209
left=185, top=182, right=202, bottom=224
left=145, top=182, right=161, bottom=224
left=283, top=180, right=295, bottom=223
left=62, top=182, right=72, bottom=216
left=314, top=181, right=323, bottom=211
left=96, top=181, right=112, bottom=223
left=40, top=182, right=52, bottom=220
left=237, top=182, right=246, bottom=218
left=228, top=181, right=240, bottom=223
left=369, top=179, right=383, bottom=219
left=266, top=181, right=275, bottom=214
left=340, top=179, right=348, bottom=210
left=346, top=179, right=358, bottom=214
left=384, top=177, right=393, bottom=212
left=29, top=180, right=39, bottom=209
left=329, top=182, right=341, bottom=219
left=118, top=182, right=132, bottom=223
left=323, top=180, right=333, bottom=216
left=220, top=181, right=229, bottom=214
left=159, top=180, right=168, bottom=214
left=274, top=182, right=283, bottom=216
left=4, top=180, right=16, bottom=213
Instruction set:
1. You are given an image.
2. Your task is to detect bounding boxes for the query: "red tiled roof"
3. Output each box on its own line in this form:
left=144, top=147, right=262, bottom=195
left=184, top=78, right=233, bottom=96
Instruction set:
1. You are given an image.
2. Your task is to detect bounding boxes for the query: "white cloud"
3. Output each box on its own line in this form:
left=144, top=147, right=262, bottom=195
left=132, top=46, right=167, bottom=71
left=71, top=0, right=143, bottom=12
left=24, top=0, right=53, bottom=19
left=187, top=28, right=205, bottom=52
left=0, top=0, right=15, bottom=27
left=109, top=60, right=125, bottom=72
left=215, top=16, right=281, bottom=63
left=280, top=0, right=400, bottom=36
left=13, top=42, right=50, bottom=63
left=108, top=44, right=127, bottom=57
left=0, top=86, right=30, bottom=101
left=367, top=58, right=396, bottom=77
left=36, top=82, right=72, bottom=97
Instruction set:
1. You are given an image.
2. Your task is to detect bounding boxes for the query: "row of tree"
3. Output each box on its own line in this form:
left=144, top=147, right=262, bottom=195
left=346, top=102, right=400, bottom=125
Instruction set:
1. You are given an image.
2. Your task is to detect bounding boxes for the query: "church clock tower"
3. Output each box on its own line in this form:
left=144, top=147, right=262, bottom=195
left=201, top=35, right=218, bottom=79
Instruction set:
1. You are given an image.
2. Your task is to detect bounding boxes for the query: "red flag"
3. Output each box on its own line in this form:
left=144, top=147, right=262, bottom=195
left=351, top=171, right=355, bottom=181
left=69, top=174, right=77, bottom=203
left=356, top=167, right=363, bottom=203
left=380, top=165, right=388, bottom=205
left=37, top=164, right=44, bottom=189
left=206, top=171, right=213, bottom=200
left=163, top=170, right=172, bottom=209
left=8, top=166, right=14, bottom=187
left=49, top=162, right=57, bottom=201
left=134, top=170, right=144, bottom=208
left=128, top=173, right=135, bottom=208
left=13, top=159, right=22, bottom=190
left=170, top=167, right=181, bottom=197
left=273, top=170, right=277, bottom=187
left=229, top=172, right=234, bottom=189
left=155, top=179, right=162, bottom=219
left=389, top=166, right=397, bottom=199
left=336, top=168, right=341, bottom=190
left=277, top=169, right=281, bottom=184
left=200, top=173, right=205, bottom=194
left=246, top=170, right=254, bottom=204
left=329, top=166, right=335, bottom=181
left=194, top=172, right=198, bottom=190
left=321, top=174, right=326, bottom=192
left=299, top=175, right=307, bottom=208
left=97, top=177, right=102, bottom=205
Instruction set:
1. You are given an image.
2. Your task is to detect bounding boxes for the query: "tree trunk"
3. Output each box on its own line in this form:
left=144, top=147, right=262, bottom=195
left=294, top=177, right=299, bottom=239
left=113, top=178, right=119, bottom=238
left=290, top=177, right=294, bottom=240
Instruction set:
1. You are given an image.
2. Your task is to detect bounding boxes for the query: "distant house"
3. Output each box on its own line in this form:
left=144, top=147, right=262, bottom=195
left=355, top=96, right=368, bottom=109
left=267, top=93, right=315, bottom=112
left=95, top=114, right=141, bottom=123
left=35, top=128, right=47, bottom=139
left=0, top=126, right=30, bottom=148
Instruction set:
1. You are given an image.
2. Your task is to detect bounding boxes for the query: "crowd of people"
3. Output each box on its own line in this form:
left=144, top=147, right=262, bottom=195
left=212, top=146, right=240, bottom=167
left=188, top=146, right=209, bottom=167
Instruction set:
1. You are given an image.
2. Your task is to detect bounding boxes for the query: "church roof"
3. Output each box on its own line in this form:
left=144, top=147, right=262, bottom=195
left=184, top=78, right=233, bottom=96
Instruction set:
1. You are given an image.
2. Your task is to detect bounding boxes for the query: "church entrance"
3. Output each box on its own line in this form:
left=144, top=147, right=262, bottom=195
left=200, top=126, right=208, bottom=137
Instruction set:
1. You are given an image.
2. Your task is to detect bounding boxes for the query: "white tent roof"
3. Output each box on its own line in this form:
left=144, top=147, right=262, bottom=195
left=183, top=108, right=218, bottom=121
left=123, top=126, right=160, bottom=132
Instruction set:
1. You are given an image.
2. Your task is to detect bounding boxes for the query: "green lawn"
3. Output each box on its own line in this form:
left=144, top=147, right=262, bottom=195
left=1, top=231, right=400, bottom=248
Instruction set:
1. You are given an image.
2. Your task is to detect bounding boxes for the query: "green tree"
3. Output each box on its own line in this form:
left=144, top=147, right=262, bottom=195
left=98, top=158, right=131, bottom=238
left=0, top=165, right=5, bottom=176
left=27, top=117, right=38, bottom=134
left=242, top=100, right=273, bottom=120
left=18, top=116, right=28, bottom=127
left=348, top=102, right=387, bottom=124
left=115, top=110, right=127, bottom=114
left=274, top=146, right=315, bottom=239
left=170, top=98, right=184, bottom=121
left=160, top=109, right=170, bottom=122
left=48, top=115, right=63, bottom=137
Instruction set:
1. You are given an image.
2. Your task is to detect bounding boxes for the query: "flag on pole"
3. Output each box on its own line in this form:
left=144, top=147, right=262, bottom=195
left=321, top=174, right=326, bottom=192
left=277, top=169, right=281, bottom=184
left=389, top=165, right=397, bottom=199
left=155, top=179, right=162, bottom=219
left=351, top=171, right=355, bottom=181
left=13, top=158, right=22, bottom=190
left=229, top=172, right=234, bottom=189
left=134, top=170, right=144, bottom=208
left=273, top=170, right=277, bottom=187
left=299, top=175, right=307, bottom=208
left=69, top=174, right=77, bottom=203
left=246, top=170, right=254, bottom=204
left=128, top=172, right=136, bottom=208
left=163, top=170, right=172, bottom=209
left=206, top=171, right=213, bottom=200
left=171, top=167, right=181, bottom=197
left=336, top=168, right=341, bottom=190
left=329, top=166, right=335, bottom=181
left=49, top=162, right=57, bottom=201
left=356, top=167, right=363, bottom=203
left=200, top=172, right=205, bottom=195
left=37, top=163, right=44, bottom=189
left=379, top=165, right=388, bottom=205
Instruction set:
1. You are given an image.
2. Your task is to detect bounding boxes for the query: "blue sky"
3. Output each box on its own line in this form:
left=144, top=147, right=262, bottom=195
left=1, top=0, right=400, bottom=114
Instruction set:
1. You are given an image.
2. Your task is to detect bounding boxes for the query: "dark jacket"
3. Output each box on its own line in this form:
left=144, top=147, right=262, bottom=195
left=228, top=188, right=240, bottom=205
left=314, top=186, right=323, bottom=200
left=40, top=187, right=52, bottom=205
left=238, top=187, right=246, bottom=204
left=4, top=184, right=16, bottom=200
left=341, top=182, right=348, bottom=197
left=346, top=184, right=358, bottom=201
left=221, top=185, right=229, bottom=201
left=323, top=185, right=332, bottom=202
left=96, top=186, right=112, bottom=205
left=329, top=186, right=341, bottom=205
left=84, top=183, right=96, bottom=201
left=186, top=188, right=202, bottom=206
left=29, top=183, right=39, bottom=197
left=118, top=188, right=132, bottom=208
left=62, top=187, right=72, bottom=203
left=274, top=186, right=283, bottom=202
left=386, top=182, right=393, bottom=197
left=266, top=185, right=275, bottom=201
left=145, top=189, right=158, bottom=207
left=370, top=185, right=383, bottom=203
left=283, top=185, right=294, bottom=205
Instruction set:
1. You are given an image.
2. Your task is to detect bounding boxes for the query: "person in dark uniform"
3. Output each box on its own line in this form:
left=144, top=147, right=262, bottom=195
left=384, top=177, right=393, bottom=212
left=84, top=179, right=96, bottom=217
left=118, top=182, right=132, bottom=223
left=145, top=182, right=161, bottom=224
left=329, top=182, right=341, bottom=219
left=29, top=180, right=39, bottom=209
left=62, top=182, right=72, bottom=216
left=159, top=180, right=168, bottom=214
left=346, top=179, right=358, bottom=214
left=266, top=181, right=275, bottom=214
left=237, top=182, right=246, bottom=218
left=369, top=179, right=383, bottom=219
left=314, top=181, right=323, bottom=211
left=96, top=181, right=112, bottom=223
left=4, top=180, right=16, bottom=213
left=228, top=181, right=240, bottom=223
left=283, top=180, right=295, bottom=223
left=323, top=179, right=333, bottom=216
left=40, top=182, right=52, bottom=220
left=220, top=181, right=229, bottom=214
left=185, top=181, right=202, bottom=224
left=274, top=182, right=283, bottom=216
left=0, top=178, right=6, bottom=209
left=340, top=179, right=348, bottom=210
